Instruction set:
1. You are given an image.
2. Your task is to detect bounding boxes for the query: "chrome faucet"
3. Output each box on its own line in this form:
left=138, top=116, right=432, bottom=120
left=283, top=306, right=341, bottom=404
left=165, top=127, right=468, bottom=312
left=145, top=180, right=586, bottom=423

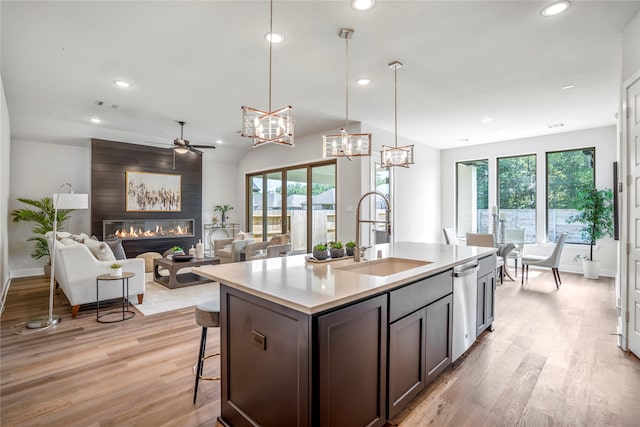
left=355, top=191, right=391, bottom=262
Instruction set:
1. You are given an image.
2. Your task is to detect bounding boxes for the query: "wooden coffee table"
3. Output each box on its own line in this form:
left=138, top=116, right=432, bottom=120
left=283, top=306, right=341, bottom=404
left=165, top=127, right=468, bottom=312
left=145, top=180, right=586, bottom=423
left=153, top=256, right=220, bottom=289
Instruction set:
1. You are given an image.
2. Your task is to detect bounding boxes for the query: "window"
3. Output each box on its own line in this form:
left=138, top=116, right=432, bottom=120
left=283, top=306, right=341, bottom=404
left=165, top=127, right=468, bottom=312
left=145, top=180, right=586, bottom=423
left=456, top=159, right=488, bottom=237
left=497, top=154, right=537, bottom=243
left=546, top=148, right=595, bottom=243
left=247, top=160, right=336, bottom=253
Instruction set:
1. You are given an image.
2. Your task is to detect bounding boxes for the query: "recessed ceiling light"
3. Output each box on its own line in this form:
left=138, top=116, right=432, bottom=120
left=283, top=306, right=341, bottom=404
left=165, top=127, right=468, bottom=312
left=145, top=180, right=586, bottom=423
left=481, top=117, right=493, bottom=123
left=356, top=78, right=371, bottom=86
left=113, top=80, right=131, bottom=88
left=265, top=32, right=284, bottom=43
left=352, top=0, right=375, bottom=11
left=90, top=117, right=101, bottom=124
left=216, top=139, right=223, bottom=144
left=562, top=84, right=575, bottom=90
left=541, top=1, right=571, bottom=17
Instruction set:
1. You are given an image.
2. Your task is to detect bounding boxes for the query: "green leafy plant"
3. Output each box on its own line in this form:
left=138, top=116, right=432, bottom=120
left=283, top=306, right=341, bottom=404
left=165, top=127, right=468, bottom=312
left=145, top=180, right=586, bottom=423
left=171, top=246, right=183, bottom=252
left=330, top=241, right=343, bottom=249
left=214, top=204, right=234, bottom=224
left=313, top=243, right=327, bottom=251
left=110, top=263, right=122, bottom=269
left=567, top=186, right=614, bottom=261
left=11, top=197, right=75, bottom=263
left=345, top=241, right=356, bottom=248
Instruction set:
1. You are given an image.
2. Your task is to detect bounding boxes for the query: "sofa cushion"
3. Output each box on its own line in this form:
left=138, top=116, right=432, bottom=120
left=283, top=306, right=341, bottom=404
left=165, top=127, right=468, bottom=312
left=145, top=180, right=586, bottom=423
left=269, top=234, right=290, bottom=245
left=104, top=239, right=127, bottom=260
left=84, top=238, right=116, bottom=261
left=59, top=238, right=78, bottom=246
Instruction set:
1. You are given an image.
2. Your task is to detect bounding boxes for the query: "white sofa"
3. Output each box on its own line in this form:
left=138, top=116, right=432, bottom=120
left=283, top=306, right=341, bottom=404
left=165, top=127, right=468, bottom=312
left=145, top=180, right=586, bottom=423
left=48, top=234, right=145, bottom=318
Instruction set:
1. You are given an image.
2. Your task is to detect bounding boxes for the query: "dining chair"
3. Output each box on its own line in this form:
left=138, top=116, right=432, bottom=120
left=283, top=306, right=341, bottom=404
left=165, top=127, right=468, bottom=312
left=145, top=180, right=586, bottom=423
left=504, top=228, right=525, bottom=277
left=521, top=232, right=568, bottom=289
left=465, top=233, right=504, bottom=284
left=443, top=228, right=458, bottom=245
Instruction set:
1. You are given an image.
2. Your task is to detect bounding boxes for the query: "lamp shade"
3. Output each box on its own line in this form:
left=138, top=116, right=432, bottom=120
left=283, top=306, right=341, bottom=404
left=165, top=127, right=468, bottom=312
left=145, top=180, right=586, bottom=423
left=53, top=193, right=88, bottom=210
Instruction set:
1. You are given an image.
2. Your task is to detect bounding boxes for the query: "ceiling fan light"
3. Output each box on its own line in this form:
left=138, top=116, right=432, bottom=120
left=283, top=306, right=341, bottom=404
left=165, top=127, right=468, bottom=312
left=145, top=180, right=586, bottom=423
left=174, top=147, right=189, bottom=154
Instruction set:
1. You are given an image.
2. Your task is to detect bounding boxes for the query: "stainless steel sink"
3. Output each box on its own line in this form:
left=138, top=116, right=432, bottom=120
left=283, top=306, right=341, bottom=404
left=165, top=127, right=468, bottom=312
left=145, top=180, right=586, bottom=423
left=334, top=257, right=431, bottom=277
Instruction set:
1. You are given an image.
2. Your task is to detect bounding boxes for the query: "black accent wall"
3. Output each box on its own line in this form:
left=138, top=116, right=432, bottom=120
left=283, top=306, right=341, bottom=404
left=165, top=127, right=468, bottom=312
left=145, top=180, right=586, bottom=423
left=91, top=139, right=203, bottom=257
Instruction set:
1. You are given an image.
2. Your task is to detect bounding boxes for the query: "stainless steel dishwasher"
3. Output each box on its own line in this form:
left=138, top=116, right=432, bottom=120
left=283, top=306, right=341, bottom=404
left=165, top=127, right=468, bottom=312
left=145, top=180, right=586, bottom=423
left=452, top=260, right=479, bottom=362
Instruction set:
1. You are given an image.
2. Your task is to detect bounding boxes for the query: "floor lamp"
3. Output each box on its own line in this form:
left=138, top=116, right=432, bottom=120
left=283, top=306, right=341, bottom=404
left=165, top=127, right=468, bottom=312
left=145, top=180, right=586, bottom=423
left=26, top=184, right=88, bottom=329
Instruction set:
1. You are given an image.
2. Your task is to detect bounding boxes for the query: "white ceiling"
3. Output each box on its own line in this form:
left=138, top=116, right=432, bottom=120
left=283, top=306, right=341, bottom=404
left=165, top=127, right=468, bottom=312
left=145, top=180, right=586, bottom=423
left=2, top=1, right=639, bottom=164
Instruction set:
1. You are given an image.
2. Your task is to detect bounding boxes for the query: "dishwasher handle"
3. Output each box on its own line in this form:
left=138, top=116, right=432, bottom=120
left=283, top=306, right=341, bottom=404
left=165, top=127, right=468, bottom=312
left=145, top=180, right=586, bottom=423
left=453, top=265, right=479, bottom=278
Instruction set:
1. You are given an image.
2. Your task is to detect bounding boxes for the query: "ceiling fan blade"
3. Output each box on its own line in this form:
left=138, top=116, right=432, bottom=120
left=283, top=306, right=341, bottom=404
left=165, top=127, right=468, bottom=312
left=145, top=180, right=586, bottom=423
left=190, top=145, right=216, bottom=149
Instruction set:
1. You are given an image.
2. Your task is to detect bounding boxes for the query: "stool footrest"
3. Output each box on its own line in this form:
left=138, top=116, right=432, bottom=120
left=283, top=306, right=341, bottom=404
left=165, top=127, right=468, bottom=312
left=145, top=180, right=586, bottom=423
left=192, top=352, right=221, bottom=381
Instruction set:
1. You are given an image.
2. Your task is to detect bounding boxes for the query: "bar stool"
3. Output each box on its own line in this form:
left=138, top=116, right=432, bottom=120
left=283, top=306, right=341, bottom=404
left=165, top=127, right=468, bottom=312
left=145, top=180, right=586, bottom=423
left=193, top=300, right=221, bottom=404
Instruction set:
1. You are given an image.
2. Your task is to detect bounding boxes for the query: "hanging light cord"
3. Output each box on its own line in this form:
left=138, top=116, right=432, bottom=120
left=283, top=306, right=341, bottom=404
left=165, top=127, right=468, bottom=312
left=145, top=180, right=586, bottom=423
left=268, top=0, right=274, bottom=113
left=394, top=66, right=398, bottom=148
left=345, top=35, right=349, bottom=133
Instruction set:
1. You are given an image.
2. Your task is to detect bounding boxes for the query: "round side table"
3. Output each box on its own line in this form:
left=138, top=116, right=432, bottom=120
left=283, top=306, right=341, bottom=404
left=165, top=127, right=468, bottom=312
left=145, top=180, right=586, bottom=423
left=96, top=272, right=136, bottom=323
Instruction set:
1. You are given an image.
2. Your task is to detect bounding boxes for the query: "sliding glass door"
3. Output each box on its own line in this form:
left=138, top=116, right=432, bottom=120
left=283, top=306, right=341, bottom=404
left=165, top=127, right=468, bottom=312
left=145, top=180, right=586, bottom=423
left=247, top=160, right=336, bottom=253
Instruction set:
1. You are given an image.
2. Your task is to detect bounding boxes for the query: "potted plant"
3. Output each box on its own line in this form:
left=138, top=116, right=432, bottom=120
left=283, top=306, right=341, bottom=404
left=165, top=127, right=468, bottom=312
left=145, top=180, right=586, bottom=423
left=567, top=186, right=614, bottom=279
left=329, top=241, right=344, bottom=258
left=214, top=204, right=234, bottom=227
left=170, top=245, right=184, bottom=256
left=313, top=243, right=328, bottom=260
left=345, top=241, right=356, bottom=257
left=11, top=196, right=76, bottom=276
left=109, top=263, right=123, bottom=276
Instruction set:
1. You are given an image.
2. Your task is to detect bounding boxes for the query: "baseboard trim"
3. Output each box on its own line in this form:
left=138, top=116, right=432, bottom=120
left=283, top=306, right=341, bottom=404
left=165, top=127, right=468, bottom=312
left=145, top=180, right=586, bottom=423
left=11, top=268, right=45, bottom=279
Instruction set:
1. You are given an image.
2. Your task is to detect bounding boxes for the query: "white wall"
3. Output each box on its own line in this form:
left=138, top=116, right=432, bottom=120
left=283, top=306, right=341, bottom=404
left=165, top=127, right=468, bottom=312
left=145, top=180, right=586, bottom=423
left=1, top=75, right=11, bottom=307
left=441, top=126, right=618, bottom=276
left=622, top=11, right=640, bottom=83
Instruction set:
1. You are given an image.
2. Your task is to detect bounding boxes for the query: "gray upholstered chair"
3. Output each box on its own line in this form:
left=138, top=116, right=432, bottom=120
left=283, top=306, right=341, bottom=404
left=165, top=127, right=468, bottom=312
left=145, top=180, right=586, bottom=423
left=504, top=228, right=525, bottom=276
left=443, top=227, right=458, bottom=245
left=213, top=232, right=254, bottom=264
left=466, top=232, right=505, bottom=284
left=521, top=232, right=567, bottom=289
left=245, top=237, right=291, bottom=261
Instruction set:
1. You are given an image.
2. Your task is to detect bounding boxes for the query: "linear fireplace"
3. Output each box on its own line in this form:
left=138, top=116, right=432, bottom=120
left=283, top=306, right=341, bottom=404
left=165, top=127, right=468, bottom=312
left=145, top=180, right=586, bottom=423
left=103, top=219, right=195, bottom=240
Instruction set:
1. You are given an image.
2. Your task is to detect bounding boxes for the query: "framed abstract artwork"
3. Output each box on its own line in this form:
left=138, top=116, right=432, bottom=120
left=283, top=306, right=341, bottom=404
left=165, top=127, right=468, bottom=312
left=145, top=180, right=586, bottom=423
left=126, top=171, right=181, bottom=212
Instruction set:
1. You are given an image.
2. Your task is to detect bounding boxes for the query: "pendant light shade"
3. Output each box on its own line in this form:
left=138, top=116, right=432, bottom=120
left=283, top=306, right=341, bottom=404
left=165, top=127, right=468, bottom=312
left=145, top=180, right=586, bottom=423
left=242, top=0, right=294, bottom=147
left=322, top=28, right=371, bottom=159
left=381, top=61, right=414, bottom=168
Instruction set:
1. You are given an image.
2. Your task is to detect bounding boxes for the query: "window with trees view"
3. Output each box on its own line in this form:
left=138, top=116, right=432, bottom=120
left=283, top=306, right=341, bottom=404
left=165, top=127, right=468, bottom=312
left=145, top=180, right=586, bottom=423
left=546, top=148, right=595, bottom=243
left=456, top=159, right=488, bottom=237
left=497, top=154, right=537, bottom=243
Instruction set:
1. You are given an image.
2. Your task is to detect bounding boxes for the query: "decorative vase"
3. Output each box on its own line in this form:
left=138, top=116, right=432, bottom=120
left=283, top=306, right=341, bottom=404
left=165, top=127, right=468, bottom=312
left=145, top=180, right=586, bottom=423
left=110, top=267, right=122, bottom=277
left=582, top=259, right=600, bottom=279
left=313, top=249, right=329, bottom=260
left=492, top=213, right=498, bottom=243
left=330, top=248, right=345, bottom=258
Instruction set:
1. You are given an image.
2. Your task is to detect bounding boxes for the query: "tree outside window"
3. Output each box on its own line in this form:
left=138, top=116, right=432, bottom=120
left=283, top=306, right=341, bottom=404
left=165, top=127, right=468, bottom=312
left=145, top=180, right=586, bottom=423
left=498, top=154, right=537, bottom=243
left=546, top=148, right=595, bottom=243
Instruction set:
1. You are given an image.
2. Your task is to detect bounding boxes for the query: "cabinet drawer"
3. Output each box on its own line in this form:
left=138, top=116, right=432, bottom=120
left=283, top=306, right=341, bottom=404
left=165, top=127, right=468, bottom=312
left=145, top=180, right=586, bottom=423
left=477, top=254, right=497, bottom=277
left=389, top=270, right=452, bottom=323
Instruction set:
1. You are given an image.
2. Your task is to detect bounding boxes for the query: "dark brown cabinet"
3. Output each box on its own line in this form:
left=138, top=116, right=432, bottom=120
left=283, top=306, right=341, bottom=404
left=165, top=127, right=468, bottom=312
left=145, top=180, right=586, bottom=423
left=387, top=270, right=453, bottom=419
left=317, top=294, right=388, bottom=427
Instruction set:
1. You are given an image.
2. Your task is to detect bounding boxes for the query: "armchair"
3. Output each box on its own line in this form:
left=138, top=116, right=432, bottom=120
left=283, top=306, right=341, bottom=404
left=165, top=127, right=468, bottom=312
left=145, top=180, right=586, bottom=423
left=245, top=237, right=291, bottom=261
left=214, top=233, right=254, bottom=263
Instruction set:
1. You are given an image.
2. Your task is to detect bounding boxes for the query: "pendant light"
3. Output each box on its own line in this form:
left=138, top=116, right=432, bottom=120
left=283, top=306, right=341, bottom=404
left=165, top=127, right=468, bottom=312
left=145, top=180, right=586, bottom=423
left=381, top=61, right=414, bottom=168
left=242, top=0, right=294, bottom=148
left=322, top=28, right=371, bottom=160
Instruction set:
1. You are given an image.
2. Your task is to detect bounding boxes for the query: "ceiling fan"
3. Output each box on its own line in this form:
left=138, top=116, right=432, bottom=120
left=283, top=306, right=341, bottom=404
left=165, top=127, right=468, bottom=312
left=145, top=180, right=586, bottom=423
left=173, top=121, right=216, bottom=153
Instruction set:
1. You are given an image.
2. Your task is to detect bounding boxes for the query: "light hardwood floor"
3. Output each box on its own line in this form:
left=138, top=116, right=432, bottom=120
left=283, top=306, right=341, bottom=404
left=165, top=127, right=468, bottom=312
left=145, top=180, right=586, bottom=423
left=1, top=269, right=639, bottom=426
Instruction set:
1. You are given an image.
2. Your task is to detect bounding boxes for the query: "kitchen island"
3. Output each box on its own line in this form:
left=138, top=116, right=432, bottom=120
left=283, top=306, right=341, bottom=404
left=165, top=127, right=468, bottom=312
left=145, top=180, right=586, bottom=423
left=193, top=242, right=496, bottom=427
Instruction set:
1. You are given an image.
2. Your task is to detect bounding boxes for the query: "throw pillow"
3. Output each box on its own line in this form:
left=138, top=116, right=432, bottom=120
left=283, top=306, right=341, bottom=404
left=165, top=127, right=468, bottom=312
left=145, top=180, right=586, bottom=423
left=84, top=238, right=116, bottom=261
left=59, top=238, right=78, bottom=246
left=104, top=239, right=127, bottom=260
left=56, top=231, right=72, bottom=240
left=270, top=234, right=290, bottom=245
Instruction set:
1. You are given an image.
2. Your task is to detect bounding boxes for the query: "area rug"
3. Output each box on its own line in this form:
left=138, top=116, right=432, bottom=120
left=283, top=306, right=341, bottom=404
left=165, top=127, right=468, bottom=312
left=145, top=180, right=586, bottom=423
left=128, top=278, right=219, bottom=316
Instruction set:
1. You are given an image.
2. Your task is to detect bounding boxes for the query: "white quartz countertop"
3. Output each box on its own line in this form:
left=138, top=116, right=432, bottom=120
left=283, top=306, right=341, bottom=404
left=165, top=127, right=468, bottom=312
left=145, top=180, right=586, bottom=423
left=192, top=242, right=495, bottom=315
